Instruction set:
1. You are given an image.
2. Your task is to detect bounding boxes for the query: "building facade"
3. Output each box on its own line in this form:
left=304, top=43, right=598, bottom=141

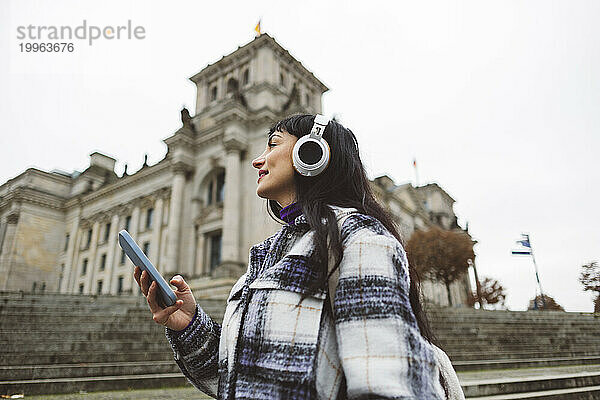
left=0, top=33, right=471, bottom=306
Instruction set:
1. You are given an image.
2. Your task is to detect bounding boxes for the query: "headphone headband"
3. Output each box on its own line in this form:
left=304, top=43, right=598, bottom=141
left=309, top=114, right=330, bottom=139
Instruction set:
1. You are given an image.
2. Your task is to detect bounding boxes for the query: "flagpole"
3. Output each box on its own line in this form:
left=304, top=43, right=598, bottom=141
left=512, top=233, right=546, bottom=309
left=529, top=240, right=547, bottom=309
left=468, top=259, right=483, bottom=310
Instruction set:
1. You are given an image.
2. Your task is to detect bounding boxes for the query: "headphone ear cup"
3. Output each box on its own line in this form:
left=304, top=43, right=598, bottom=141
left=292, top=136, right=330, bottom=176
left=322, top=139, right=331, bottom=170
left=298, top=140, right=324, bottom=164
left=292, top=114, right=332, bottom=176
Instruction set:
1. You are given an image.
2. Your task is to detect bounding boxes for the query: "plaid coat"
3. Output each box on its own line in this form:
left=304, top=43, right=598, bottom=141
left=166, top=205, right=459, bottom=399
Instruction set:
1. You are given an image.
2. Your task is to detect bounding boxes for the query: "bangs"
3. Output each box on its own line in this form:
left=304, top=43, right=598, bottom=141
left=267, top=114, right=313, bottom=138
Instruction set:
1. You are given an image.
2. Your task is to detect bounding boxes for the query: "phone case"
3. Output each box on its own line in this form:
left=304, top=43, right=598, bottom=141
left=118, top=230, right=177, bottom=308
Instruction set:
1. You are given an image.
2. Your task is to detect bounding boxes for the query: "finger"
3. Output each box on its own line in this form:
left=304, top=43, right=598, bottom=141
left=153, top=300, right=184, bottom=326
left=140, top=270, right=151, bottom=297
left=133, top=266, right=141, bottom=287
left=170, top=275, right=190, bottom=292
left=146, top=281, right=161, bottom=313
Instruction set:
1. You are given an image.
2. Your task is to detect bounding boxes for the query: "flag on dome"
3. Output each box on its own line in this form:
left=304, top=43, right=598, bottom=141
left=254, top=20, right=262, bottom=36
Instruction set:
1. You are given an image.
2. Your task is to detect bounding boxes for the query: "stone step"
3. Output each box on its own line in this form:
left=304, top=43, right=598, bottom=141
left=432, top=322, right=600, bottom=335
left=454, top=356, right=600, bottom=372
left=0, top=312, right=158, bottom=322
left=0, top=301, right=148, bottom=314
left=0, top=361, right=180, bottom=381
left=434, top=323, right=600, bottom=331
left=462, top=371, right=600, bottom=397
left=0, top=329, right=167, bottom=342
left=465, top=386, right=600, bottom=399
left=0, top=351, right=174, bottom=366
left=433, top=326, right=600, bottom=334
left=430, top=311, right=598, bottom=319
left=0, top=310, right=223, bottom=323
left=0, top=373, right=189, bottom=396
left=0, top=293, right=145, bottom=306
left=0, top=317, right=223, bottom=330
left=450, top=350, right=600, bottom=361
left=449, top=353, right=600, bottom=365
left=0, top=302, right=225, bottom=316
left=429, top=309, right=595, bottom=316
left=1, top=340, right=173, bottom=353
left=438, top=337, right=600, bottom=346
left=0, top=320, right=223, bottom=332
left=433, top=320, right=600, bottom=328
left=440, top=344, right=600, bottom=353
left=0, top=291, right=224, bottom=310
left=442, top=346, right=600, bottom=356
left=432, top=321, right=600, bottom=335
left=436, top=332, right=600, bottom=340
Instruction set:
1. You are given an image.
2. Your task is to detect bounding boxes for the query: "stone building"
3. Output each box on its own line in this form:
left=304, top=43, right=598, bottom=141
left=0, top=33, right=471, bottom=306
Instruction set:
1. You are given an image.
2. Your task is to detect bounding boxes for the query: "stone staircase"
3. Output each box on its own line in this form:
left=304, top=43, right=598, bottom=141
left=1, top=291, right=600, bottom=398
left=428, top=307, right=600, bottom=399
left=0, top=291, right=224, bottom=396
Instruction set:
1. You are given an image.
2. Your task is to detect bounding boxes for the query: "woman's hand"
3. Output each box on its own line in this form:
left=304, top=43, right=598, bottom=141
left=133, top=266, right=198, bottom=331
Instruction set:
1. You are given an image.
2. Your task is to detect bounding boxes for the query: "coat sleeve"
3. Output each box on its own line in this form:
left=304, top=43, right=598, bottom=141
left=333, top=231, right=446, bottom=399
left=165, top=303, right=221, bottom=398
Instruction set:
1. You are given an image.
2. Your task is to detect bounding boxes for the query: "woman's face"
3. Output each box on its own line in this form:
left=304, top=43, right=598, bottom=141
left=251, top=130, right=298, bottom=207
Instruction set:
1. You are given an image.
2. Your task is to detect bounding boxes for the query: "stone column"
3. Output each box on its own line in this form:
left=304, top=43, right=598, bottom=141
left=0, top=214, right=19, bottom=290
left=104, top=213, right=120, bottom=294
left=61, top=213, right=80, bottom=294
left=165, top=162, right=190, bottom=277
left=70, top=227, right=85, bottom=293
left=151, top=196, right=164, bottom=271
left=215, top=133, right=247, bottom=278
left=194, top=226, right=205, bottom=276
left=0, top=220, right=7, bottom=256
left=85, top=221, right=100, bottom=294
left=124, top=205, right=141, bottom=293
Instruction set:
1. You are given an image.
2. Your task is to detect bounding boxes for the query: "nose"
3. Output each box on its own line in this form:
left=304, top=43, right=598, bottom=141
left=252, top=151, right=265, bottom=169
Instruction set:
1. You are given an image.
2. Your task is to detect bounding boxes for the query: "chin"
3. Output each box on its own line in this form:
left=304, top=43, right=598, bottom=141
left=256, top=186, right=270, bottom=200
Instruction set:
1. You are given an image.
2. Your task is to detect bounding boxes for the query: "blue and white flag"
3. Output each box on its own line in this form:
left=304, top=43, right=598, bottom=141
left=516, top=234, right=531, bottom=248
left=512, top=233, right=532, bottom=255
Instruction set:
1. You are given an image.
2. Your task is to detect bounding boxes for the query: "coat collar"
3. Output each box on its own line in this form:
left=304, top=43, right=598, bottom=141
left=290, top=204, right=359, bottom=227
left=248, top=205, right=361, bottom=294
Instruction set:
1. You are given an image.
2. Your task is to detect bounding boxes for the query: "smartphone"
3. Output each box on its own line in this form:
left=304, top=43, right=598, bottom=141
left=118, top=229, right=177, bottom=308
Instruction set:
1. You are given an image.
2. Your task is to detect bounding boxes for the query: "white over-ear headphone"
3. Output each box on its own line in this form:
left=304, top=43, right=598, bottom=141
left=292, top=114, right=331, bottom=176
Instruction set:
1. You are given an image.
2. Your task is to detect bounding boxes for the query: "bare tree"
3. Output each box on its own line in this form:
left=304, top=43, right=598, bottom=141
left=579, top=261, right=600, bottom=313
left=406, top=226, right=474, bottom=306
left=466, top=277, right=507, bottom=309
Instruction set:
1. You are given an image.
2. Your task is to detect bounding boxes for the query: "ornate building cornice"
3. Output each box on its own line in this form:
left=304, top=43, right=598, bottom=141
left=64, top=160, right=171, bottom=208
left=0, top=186, right=66, bottom=213
left=171, top=161, right=195, bottom=177
left=190, top=47, right=255, bottom=84
left=195, top=204, right=224, bottom=226
left=78, top=186, right=172, bottom=223
left=163, top=130, right=196, bottom=149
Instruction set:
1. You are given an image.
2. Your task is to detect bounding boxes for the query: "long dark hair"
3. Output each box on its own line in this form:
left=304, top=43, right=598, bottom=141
left=265, top=114, right=436, bottom=344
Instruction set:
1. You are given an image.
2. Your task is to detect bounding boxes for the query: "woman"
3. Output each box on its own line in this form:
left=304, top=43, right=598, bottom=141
left=134, top=114, right=464, bottom=399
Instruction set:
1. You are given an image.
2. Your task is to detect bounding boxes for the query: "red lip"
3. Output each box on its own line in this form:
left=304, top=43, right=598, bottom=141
left=258, top=170, right=268, bottom=183
left=258, top=174, right=266, bottom=183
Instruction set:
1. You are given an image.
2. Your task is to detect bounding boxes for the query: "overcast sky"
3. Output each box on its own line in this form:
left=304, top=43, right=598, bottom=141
left=1, top=0, right=598, bottom=312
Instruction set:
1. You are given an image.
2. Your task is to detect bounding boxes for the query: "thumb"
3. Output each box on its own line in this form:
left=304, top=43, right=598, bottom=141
left=170, top=275, right=190, bottom=291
